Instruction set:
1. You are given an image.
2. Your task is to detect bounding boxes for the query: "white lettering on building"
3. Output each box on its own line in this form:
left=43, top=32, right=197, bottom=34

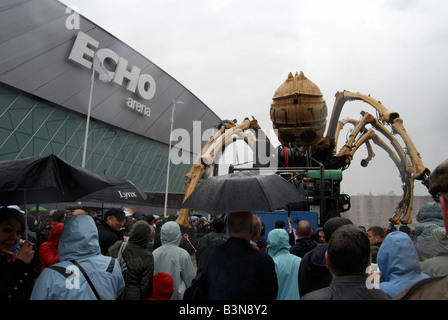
left=126, top=97, right=151, bottom=117
left=68, top=31, right=156, bottom=100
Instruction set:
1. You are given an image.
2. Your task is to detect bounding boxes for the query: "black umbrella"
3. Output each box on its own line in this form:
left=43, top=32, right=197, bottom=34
left=77, top=175, right=148, bottom=205
left=182, top=171, right=307, bottom=215
left=0, top=154, right=114, bottom=205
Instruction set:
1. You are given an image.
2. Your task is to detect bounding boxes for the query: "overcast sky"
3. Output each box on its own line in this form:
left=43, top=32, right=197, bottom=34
left=60, top=0, right=448, bottom=197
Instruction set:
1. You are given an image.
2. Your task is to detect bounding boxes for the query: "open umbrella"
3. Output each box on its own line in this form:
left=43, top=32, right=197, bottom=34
left=124, top=207, right=138, bottom=214
left=0, top=154, right=115, bottom=241
left=182, top=171, right=307, bottom=215
left=77, top=175, right=147, bottom=205
left=0, top=154, right=114, bottom=205
left=29, top=206, right=47, bottom=212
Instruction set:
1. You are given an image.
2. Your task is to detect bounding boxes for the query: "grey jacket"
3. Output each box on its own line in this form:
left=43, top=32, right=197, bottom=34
left=152, top=221, right=195, bottom=300
left=415, top=202, right=445, bottom=259
left=420, top=227, right=448, bottom=277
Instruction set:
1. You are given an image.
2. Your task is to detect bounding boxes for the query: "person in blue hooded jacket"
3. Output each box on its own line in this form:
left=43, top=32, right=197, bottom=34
left=30, top=215, right=125, bottom=300
left=267, top=228, right=301, bottom=300
left=377, top=231, right=429, bottom=298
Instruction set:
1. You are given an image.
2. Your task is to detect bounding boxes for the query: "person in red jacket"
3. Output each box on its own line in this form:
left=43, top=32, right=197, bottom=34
left=38, top=222, right=64, bottom=272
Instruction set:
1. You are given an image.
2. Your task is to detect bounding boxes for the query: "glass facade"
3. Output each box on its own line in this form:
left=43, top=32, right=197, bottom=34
left=0, top=83, right=193, bottom=194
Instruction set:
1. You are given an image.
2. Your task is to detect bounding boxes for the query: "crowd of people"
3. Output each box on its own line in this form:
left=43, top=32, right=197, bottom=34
left=1, top=158, right=448, bottom=300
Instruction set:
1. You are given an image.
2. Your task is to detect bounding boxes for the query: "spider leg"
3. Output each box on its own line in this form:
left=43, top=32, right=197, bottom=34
left=335, top=124, right=414, bottom=224
left=327, top=91, right=430, bottom=225
left=368, top=130, right=415, bottom=224
left=333, top=112, right=376, bottom=165
left=360, top=140, right=375, bottom=167
left=333, top=118, right=359, bottom=154
left=176, top=118, right=271, bottom=228
left=175, top=123, right=230, bottom=228
left=176, top=120, right=236, bottom=228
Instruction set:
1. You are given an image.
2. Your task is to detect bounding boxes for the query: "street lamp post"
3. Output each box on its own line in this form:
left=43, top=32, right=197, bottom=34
left=164, top=100, right=184, bottom=217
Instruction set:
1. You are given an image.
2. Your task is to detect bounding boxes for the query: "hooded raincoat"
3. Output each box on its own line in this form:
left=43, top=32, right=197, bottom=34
left=415, top=202, right=445, bottom=260
left=267, top=229, right=302, bottom=300
left=30, top=215, right=124, bottom=300
left=298, top=244, right=332, bottom=297
left=152, top=221, right=195, bottom=300
left=378, top=231, right=429, bottom=297
left=420, top=227, right=448, bottom=276
left=108, top=220, right=154, bottom=300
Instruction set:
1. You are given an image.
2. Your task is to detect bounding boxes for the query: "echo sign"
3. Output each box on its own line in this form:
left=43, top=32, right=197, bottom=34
left=68, top=31, right=156, bottom=101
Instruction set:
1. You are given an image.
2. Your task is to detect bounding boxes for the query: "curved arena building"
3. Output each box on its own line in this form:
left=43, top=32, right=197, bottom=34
left=0, top=0, right=221, bottom=213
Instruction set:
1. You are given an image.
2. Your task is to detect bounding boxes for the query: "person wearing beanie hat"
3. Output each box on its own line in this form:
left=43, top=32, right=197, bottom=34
left=429, top=158, right=448, bottom=198
left=298, top=217, right=353, bottom=297
left=275, top=220, right=286, bottom=229
left=428, top=158, right=448, bottom=235
left=323, top=217, right=353, bottom=243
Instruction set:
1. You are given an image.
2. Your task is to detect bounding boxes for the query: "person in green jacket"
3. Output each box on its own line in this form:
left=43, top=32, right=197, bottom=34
left=108, top=220, right=154, bottom=300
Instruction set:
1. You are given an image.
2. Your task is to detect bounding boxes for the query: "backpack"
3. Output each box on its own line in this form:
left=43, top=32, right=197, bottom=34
left=116, top=241, right=128, bottom=281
